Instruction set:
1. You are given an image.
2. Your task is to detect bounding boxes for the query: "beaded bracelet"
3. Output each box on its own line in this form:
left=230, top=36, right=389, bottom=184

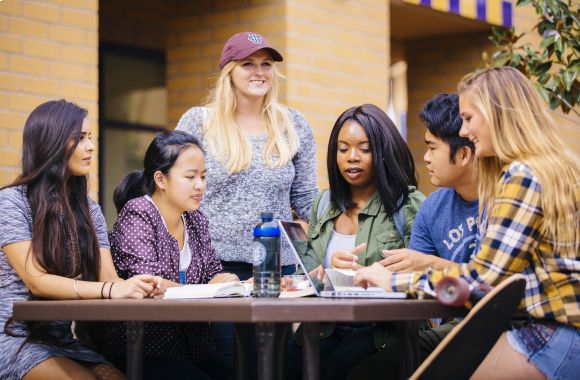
left=73, top=279, right=81, bottom=299
left=100, top=282, right=108, bottom=299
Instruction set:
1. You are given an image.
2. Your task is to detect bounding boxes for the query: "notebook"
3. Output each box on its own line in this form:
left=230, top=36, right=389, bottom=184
left=279, top=220, right=407, bottom=299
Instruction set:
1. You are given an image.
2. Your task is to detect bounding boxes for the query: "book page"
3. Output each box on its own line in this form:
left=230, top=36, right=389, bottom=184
left=164, top=282, right=251, bottom=299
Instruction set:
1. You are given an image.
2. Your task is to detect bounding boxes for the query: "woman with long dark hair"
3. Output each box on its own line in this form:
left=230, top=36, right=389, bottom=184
left=104, top=130, right=237, bottom=379
left=287, top=104, right=425, bottom=379
left=0, top=100, right=164, bottom=380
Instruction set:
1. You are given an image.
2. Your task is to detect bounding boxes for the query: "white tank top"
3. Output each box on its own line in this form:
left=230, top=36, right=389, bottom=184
left=325, top=230, right=356, bottom=268
left=144, top=195, right=192, bottom=271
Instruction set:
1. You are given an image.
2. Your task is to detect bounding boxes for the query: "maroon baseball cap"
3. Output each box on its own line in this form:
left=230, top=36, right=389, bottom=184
left=219, top=32, right=283, bottom=69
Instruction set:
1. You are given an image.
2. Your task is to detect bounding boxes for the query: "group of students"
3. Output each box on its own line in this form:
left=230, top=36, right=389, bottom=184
left=0, top=31, right=578, bottom=380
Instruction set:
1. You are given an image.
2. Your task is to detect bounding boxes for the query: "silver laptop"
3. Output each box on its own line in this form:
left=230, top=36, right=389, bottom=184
left=279, top=221, right=406, bottom=299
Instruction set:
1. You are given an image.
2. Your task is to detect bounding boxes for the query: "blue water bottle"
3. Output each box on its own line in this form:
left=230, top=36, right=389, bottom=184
left=252, top=212, right=281, bottom=298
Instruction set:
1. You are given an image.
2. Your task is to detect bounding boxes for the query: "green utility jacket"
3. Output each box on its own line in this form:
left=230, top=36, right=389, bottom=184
left=296, top=187, right=425, bottom=349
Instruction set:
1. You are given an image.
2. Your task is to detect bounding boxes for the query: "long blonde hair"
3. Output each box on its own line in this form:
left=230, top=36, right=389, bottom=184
left=203, top=61, right=299, bottom=174
left=458, top=66, right=580, bottom=255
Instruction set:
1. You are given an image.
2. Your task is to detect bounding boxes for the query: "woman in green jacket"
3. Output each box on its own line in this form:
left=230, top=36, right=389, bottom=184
left=287, top=103, right=424, bottom=380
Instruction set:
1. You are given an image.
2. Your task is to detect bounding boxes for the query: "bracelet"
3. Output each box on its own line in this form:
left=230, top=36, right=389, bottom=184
left=73, top=279, right=81, bottom=299
left=100, top=282, right=108, bottom=299
left=108, top=282, right=114, bottom=299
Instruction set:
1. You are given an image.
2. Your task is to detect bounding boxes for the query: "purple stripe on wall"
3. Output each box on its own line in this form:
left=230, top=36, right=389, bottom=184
left=502, top=1, right=513, bottom=27
left=449, top=0, right=460, bottom=14
left=420, top=0, right=432, bottom=6
left=476, top=0, right=486, bottom=21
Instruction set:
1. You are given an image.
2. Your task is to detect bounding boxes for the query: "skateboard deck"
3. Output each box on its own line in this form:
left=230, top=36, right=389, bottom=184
left=410, top=274, right=526, bottom=380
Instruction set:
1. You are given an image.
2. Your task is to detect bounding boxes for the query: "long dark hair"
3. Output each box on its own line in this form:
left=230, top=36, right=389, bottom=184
left=3, top=99, right=100, bottom=344
left=327, top=104, right=417, bottom=215
left=113, top=130, right=204, bottom=213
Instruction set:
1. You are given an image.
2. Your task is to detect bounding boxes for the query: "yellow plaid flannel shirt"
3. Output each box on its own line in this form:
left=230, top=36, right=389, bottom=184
left=392, top=161, right=580, bottom=328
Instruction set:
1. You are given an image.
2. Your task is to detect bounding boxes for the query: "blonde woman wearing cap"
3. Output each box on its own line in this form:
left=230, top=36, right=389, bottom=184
left=176, top=32, right=317, bottom=279
left=176, top=31, right=318, bottom=374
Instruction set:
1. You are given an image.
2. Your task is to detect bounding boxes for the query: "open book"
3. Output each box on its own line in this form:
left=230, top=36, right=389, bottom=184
left=164, top=282, right=253, bottom=299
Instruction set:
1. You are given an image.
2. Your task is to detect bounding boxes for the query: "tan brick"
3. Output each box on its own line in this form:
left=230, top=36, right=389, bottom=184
left=178, top=30, right=212, bottom=45
left=86, top=67, right=97, bottom=84
left=49, top=24, right=85, bottom=44
left=22, top=2, right=61, bottom=23
left=9, top=18, right=47, bottom=38
left=170, top=15, right=202, bottom=31
left=85, top=30, right=98, bottom=47
left=201, top=11, right=238, bottom=27
left=199, top=42, right=223, bottom=58
left=61, top=82, right=98, bottom=102
left=0, top=16, right=8, bottom=32
left=0, top=53, right=7, bottom=70
left=0, top=91, right=9, bottom=108
left=60, top=45, right=97, bottom=65
left=49, top=0, right=98, bottom=12
left=9, top=93, right=49, bottom=112
left=0, top=111, right=25, bottom=129
left=8, top=55, right=48, bottom=75
left=61, top=8, right=98, bottom=29
left=0, top=0, right=21, bottom=16
left=22, top=39, right=59, bottom=59
left=21, top=77, right=60, bottom=96
left=0, top=149, right=21, bottom=166
left=0, top=73, right=20, bottom=90
left=238, top=5, right=276, bottom=22
left=0, top=170, right=20, bottom=186
left=8, top=130, right=22, bottom=148
left=0, top=34, right=21, bottom=53
left=49, top=61, right=86, bottom=80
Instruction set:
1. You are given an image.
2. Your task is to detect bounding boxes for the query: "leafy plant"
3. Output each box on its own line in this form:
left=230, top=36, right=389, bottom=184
left=483, top=0, right=579, bottom=116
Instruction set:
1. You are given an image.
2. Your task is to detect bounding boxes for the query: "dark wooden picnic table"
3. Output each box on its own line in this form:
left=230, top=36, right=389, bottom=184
left=14, top=297, right=467, bottom=380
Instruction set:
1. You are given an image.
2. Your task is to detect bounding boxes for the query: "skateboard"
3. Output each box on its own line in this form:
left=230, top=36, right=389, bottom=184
left=435, top=276, right=492, bottom=307
left=410, top=274, right=527, bottom=380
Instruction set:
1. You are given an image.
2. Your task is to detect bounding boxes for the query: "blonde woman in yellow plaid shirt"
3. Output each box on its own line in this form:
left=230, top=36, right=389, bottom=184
left=354, top=67, right=580, bottom=380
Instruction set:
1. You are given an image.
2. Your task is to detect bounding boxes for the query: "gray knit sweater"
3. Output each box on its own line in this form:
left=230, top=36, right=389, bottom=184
left=176, top=107, right=318, bottom=265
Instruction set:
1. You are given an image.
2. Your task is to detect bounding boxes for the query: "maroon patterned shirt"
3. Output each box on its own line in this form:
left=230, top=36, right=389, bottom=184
left=105, top=196, right=222, bottom=361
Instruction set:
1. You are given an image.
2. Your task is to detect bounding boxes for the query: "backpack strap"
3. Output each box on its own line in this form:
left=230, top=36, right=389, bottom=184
left=392, top=203, right=406, bottom=241
left=316, top=189, right=331, bottom=220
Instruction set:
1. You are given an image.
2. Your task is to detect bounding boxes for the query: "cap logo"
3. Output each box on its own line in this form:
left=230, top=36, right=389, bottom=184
left=247, top=33, right=263, bottom=44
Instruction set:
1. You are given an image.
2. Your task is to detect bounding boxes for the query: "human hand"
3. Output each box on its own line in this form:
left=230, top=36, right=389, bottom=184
left=380, top=248, right=453, bottom=272
left=112, top=275, right=166, bottom=299
left=209, top=273, right=240, bottom=284
left=353, top=262, right=392, bottom=291
left=330, top=243, right=367, bottom=269
left=308, top=265, right=325, bottom=281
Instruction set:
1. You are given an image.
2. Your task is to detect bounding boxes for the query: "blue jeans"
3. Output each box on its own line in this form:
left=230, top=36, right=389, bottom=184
left=507, top=321, right=580, bottom=379
left=213, top=262, right=296, bottom=379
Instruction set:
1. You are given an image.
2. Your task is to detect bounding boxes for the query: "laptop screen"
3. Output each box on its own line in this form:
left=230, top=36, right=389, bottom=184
left=279, top=221, right=326, bottom=292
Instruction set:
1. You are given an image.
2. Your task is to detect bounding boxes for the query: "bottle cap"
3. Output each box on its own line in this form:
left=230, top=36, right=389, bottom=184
left=261, top=212, right=273, bottom=221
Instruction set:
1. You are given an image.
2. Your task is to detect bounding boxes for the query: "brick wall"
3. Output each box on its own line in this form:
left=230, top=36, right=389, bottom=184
left=285, top=0, right=390, bottom=186
left=0, top=0, right=99, bottom=194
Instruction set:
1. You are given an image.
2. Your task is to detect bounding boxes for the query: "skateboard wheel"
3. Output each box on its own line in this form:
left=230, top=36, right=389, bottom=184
left=436, top=277, right=470, bottom=306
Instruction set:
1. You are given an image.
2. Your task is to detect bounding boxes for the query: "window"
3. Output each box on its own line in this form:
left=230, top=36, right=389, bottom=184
left=99, top=44, right=166, bottom=227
